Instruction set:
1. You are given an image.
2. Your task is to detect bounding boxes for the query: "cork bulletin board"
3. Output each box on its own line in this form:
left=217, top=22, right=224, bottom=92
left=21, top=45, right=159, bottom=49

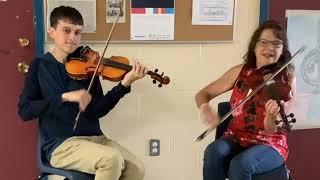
left=51, top=0, right=235, bottom=43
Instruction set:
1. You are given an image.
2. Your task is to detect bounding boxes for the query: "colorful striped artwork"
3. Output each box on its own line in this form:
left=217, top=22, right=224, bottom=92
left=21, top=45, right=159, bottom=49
left=132, top=8, right=174, bottom=14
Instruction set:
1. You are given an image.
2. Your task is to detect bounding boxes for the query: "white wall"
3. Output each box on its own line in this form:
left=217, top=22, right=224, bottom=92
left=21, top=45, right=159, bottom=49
left=47, top=0, right=260, bottom=179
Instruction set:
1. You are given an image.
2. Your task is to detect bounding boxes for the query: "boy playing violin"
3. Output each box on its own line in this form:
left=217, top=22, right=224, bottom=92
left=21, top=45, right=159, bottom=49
left=18, top=6, right=146, bottom=180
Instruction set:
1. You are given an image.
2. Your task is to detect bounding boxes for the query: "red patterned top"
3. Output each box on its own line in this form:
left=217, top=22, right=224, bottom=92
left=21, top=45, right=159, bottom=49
left=223, top=64, right=288, bottom=160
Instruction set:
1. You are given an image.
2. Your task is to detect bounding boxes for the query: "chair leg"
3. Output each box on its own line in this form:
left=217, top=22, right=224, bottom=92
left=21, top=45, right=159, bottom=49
left=37, top=173, right=50, bottom=180
left=37, top=175, right=45, bottom=180
left=37, top=174, right=71, bottom=180
left=288, top=172, right=295, bottom=180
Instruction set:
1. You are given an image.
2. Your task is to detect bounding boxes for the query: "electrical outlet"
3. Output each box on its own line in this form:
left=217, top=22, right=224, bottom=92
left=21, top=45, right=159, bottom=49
left=149, top=139, right=160, bottom=156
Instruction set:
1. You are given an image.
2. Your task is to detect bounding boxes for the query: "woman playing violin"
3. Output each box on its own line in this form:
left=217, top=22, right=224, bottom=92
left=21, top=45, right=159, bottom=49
left=18, top=6, right=146, bottom=180
left=195, top=20, right=296, bottom=180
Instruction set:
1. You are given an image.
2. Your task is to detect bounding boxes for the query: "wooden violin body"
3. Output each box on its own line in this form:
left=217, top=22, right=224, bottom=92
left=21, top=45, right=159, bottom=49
left=65, top=46, right=170, bottom=87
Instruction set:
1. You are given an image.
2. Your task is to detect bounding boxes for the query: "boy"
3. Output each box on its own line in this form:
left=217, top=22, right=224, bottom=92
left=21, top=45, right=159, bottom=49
left=18, top=6, right=146, bottom=180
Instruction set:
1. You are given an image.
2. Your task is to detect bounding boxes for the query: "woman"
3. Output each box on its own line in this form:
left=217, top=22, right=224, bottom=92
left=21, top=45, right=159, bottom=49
left=195, top=20, right=295, bottom=180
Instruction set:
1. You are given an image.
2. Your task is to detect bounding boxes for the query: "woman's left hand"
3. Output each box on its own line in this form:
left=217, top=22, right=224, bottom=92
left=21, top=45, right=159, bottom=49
left=264, top=99, right=281, bottom=133
left=265, top=100, right=280, bottom=119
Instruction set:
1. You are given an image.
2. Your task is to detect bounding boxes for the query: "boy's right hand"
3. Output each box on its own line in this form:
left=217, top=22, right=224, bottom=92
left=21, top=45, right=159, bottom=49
left=62, top=89, right=92, bottom=112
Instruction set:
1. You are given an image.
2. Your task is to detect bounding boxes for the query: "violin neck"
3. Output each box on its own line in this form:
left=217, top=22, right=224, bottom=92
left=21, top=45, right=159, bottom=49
left=278, top=103, right=286, bottom=118
left=103, top=58, right=152, bottom=75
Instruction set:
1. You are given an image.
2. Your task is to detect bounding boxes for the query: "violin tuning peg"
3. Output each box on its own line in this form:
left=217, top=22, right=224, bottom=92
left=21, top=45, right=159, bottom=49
left=152, top=80, right=156, bottom=84
left=161, top=72, right=164, bottom=77
left=290, top=118, right=296, bottom=123
left=158, top=84, right=162, bottom=88
left=288, top=113, right=294, bottom=118
left=154, top=69, right=158, bottom=73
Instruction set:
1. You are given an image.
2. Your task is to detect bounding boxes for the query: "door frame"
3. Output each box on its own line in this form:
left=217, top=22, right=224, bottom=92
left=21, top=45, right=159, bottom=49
left=34, top=0, right=44, bottom=56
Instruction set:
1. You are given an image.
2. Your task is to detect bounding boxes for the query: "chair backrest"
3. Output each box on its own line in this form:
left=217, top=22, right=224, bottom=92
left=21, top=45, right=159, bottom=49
left=215, top=102, right=232, bottom=140
left=37, top=132, right=50, bottom=170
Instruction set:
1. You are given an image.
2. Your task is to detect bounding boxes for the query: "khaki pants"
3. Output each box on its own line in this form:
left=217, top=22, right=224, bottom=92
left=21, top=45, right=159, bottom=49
left=50, top=135, right=145, bottom=180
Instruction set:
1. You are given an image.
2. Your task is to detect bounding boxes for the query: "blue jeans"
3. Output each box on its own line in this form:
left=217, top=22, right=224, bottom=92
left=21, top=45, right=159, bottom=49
left=203, top=138, right=284, bottom=180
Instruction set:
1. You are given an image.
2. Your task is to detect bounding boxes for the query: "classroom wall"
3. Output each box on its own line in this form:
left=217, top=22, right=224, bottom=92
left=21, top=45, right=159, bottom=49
left=46, top=0, right=260, bottom=179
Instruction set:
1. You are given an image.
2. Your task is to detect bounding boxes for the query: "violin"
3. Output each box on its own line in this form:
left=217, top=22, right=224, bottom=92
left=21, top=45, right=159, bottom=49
left=263, top=80, right=296, bottom=132
left=65, top=46, right=170, bottom=87
left=231, top=61, right=296, bottom=132
left=255, top=63, right=296, bottom=132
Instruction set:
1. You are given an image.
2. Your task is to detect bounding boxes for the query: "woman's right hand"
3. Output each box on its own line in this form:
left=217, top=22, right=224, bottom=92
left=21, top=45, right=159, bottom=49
left=199, top=103, right=220, bottom=128
left=62, top=89, right=92, bottom=112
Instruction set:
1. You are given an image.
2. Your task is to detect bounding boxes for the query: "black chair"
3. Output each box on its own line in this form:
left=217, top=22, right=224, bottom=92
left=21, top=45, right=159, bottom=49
left=216, top=102, right=294, bottom=180
left=37, top=133, right=95, bottom=180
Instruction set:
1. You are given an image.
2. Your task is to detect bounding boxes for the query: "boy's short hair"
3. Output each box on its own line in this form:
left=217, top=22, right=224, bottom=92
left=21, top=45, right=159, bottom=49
left=50, top=6, right=83, bottom=28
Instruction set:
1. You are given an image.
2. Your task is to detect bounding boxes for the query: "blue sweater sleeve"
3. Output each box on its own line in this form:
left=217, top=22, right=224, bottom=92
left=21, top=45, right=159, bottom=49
left=18, top=58, right=63, bottom=121
left=83, top=78, right=131, bottom=119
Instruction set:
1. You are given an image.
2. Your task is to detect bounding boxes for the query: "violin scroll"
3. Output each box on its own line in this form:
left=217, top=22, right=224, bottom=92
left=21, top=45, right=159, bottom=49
left=151, top=69, right=170, bottom=88
left=275, top=105, right=296, bottom=132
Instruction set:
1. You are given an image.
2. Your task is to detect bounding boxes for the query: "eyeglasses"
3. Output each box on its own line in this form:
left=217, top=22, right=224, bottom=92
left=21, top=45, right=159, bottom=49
left=257, top=39, right=283, bottom=48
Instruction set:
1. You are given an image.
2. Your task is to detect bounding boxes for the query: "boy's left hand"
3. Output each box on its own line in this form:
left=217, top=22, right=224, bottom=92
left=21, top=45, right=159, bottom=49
left=121, top=61, right=148, bottom=87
